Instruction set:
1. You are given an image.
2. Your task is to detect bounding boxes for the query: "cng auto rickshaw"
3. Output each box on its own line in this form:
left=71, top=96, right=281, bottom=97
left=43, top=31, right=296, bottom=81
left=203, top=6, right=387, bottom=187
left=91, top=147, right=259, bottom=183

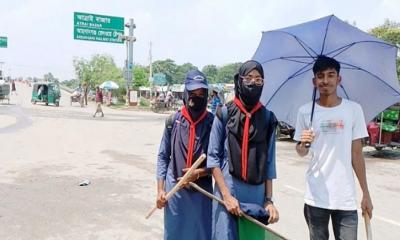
left=31, top=82, right=61, bottom=107
left=0, top=83, right=10, bottom=104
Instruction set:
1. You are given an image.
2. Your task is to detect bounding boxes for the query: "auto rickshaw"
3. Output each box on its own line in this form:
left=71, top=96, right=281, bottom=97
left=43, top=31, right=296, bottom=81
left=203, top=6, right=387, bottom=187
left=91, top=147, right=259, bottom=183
left=0, top=83, right=10, bottom=104
left=31, top=82, right=61, bottom=107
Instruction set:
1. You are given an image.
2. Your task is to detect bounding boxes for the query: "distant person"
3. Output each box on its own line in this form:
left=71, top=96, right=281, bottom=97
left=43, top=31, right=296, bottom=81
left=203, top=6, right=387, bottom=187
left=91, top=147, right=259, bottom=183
left=83, top=82, right=89, bottom=106
left=294, top=56, right=373, bottom=240
left=210, top=90, right=222, bottom=114
left=72, top=84, right=82, bottom=97
left=165, top=91, right=174, bottom=108
left=37, top=85, right=45, bottom=100
left=93, top=87, right=104, bottom=117
left=11, top=80, right=17, bottom=95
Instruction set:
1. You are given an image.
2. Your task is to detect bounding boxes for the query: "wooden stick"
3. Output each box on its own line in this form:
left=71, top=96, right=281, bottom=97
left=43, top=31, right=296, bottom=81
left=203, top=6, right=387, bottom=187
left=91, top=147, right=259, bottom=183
left=145, top=154, right=207, bottom=219
left=364, top=213, right=372, bottom=240
left=189, top=182, right=288, bottom=240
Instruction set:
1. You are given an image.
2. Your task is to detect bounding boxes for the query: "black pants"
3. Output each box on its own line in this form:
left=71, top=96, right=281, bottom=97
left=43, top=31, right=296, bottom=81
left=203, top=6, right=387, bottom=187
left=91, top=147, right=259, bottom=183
left=304, top=204, right=358, bottom=240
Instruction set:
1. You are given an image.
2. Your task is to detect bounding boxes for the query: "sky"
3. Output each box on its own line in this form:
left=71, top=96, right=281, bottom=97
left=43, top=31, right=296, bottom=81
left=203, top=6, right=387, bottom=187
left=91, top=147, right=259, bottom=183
left=0, top=0, right=399, bottom=80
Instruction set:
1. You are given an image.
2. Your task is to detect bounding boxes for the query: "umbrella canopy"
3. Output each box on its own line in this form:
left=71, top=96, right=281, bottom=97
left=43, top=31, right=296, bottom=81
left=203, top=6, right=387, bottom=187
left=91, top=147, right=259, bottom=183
left=253, top=15, right=400, bottom=127
left=99, top=81, right=119, bottom=90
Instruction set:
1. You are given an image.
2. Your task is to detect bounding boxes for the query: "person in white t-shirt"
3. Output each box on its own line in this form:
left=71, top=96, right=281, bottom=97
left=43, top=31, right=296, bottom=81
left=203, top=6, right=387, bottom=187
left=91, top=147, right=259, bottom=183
left=294, top=56, right=373, bottom=240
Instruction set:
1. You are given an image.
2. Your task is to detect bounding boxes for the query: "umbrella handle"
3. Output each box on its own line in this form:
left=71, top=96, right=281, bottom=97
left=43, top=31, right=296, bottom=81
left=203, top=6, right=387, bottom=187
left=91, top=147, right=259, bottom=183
left=304, top=127, right=314, bottom=148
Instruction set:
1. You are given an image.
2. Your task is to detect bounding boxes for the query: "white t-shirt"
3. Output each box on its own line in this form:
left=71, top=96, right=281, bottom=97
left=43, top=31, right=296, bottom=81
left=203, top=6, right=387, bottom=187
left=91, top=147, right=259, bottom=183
left=294, top=99, right=368, bottom=210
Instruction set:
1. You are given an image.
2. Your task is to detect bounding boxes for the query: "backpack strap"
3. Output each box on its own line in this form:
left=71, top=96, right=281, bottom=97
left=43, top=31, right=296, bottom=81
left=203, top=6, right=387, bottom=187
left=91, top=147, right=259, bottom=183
left=215, top=106, right=228, bottom=140
left=165, top=111, right=179, bottom=137
left=215, top=105, right=228, bottom=126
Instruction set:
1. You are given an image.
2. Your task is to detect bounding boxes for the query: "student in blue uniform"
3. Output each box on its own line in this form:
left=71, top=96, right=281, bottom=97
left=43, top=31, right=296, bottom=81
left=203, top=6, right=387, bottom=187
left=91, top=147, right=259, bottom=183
left=156, top=70, right=214, bottom=240
left=207, top=60, right=280, bottom=240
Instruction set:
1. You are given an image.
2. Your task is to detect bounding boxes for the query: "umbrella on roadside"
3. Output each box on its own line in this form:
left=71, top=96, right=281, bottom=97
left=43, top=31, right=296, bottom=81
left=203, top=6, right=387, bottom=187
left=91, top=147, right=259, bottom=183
left=99, top=81, right=119, bottom=90
left=253, top=15, right=400, bottom=128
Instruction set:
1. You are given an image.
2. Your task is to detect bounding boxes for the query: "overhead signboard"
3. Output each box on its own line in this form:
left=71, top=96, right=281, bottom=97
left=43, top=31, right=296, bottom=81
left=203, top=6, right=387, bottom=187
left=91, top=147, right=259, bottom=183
left=153, top=73, right=167, bottom=86
left=74, top=12, right=124, bottom=44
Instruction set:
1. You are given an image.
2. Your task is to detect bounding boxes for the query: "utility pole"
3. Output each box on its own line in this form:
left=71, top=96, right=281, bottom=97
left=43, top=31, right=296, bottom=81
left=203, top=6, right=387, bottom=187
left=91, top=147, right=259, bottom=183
left=120, top=18, right=136, bottom=106
left=149, top=41, right=153, bottom=100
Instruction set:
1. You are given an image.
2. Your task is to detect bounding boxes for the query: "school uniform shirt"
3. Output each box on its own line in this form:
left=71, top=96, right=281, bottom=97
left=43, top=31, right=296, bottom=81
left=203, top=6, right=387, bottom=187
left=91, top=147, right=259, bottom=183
left=207, top=113, right=277, bottom=240
left=294, top=99, right=368, bottom=210
left=157, top=111, right=214, bottom=240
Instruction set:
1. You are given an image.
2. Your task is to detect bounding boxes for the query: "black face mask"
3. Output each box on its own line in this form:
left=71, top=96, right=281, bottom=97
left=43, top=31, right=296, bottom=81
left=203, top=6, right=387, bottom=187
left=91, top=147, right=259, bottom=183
left=239, top=84, right=263, bottom=107
left=188, top=96, right=207, bottom=112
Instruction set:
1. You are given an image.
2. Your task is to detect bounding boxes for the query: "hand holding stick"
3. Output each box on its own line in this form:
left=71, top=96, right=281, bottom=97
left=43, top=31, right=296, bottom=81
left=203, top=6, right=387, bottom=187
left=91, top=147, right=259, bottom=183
left=145, top=154, right=207, bottom=219
left=188, top=182, right=288, bottom=240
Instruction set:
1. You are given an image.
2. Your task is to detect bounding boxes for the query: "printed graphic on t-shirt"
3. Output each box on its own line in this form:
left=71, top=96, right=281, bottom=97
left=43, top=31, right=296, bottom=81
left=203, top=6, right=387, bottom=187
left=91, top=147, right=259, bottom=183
left=320, top=119, right=344, bottom=134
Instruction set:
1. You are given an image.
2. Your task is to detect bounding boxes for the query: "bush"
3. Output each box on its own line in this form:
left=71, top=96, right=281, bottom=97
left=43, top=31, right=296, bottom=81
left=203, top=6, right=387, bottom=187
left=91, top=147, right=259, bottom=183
left=139, top=97, right=150, bottom=107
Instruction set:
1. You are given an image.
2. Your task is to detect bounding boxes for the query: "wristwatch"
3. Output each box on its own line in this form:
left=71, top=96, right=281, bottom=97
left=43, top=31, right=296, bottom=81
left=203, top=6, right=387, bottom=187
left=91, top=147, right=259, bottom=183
left=265, top=197, right=274, bottom=205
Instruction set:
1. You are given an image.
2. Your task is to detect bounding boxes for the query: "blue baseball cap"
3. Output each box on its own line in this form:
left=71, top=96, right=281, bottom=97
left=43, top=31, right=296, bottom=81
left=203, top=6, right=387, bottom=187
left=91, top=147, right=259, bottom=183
left=184, top=70, right=208, bottom=91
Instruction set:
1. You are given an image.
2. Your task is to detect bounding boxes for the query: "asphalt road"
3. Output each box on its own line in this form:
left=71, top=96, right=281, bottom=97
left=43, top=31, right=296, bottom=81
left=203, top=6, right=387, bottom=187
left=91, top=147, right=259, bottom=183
left=0, top=82, right=399, bottom=239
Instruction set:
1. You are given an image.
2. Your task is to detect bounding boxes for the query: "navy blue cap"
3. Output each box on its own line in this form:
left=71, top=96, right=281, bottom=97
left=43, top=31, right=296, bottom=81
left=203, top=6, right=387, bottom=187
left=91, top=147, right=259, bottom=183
left=184, top=70, right=208, bottom=91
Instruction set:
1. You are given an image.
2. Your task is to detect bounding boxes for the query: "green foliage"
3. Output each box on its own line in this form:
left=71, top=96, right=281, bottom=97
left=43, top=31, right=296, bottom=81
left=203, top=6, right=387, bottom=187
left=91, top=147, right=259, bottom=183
left=202, top=64, right=218, bottom=83
left=73, top=54, right=123, bottom=89
left=139, top=97, right=150, bottom=107
left=62, top=79, right=79, bottom=89
left=216, top=62, right=242, bottom=83
left=133, top=65, right=149, bottom=88
left=369, top=20, right=400, bottom=45
left=175, top=63, right=198, bottom=84
left=43, top=72, right=58, bottom=82
left=153, top=59, right=178, bottom=85
left=369, top=19, right=400, bottom=78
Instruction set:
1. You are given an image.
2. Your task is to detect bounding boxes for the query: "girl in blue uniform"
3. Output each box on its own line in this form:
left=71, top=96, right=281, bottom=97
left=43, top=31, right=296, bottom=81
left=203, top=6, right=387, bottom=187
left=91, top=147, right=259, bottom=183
left=207, top=60, right=280, bottom=240
left=156, top=70, right=214, bottom=240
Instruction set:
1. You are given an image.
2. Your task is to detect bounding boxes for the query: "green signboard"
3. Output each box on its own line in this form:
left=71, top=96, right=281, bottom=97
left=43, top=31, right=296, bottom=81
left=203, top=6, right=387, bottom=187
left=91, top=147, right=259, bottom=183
left=153, top=73, right=167, bottom=86
left=0, top=37, right=7, bottom=48
left=74, top=12, right=124, bottom=44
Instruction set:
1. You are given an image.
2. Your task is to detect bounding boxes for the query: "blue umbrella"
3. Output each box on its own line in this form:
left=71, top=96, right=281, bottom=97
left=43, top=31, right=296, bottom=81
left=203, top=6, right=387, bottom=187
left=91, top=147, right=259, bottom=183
left=99, top=81, right=119, bottom=90
left=253, top=15, right=400, bottom=127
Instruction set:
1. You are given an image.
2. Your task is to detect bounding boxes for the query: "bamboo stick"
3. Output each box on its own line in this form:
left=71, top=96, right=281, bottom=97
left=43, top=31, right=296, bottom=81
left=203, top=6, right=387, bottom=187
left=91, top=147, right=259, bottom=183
left=364, top=213, right=372, bottom=240
left=189, top=182, right=288, bottom=240
left=145, top=154, right=206, bottom=219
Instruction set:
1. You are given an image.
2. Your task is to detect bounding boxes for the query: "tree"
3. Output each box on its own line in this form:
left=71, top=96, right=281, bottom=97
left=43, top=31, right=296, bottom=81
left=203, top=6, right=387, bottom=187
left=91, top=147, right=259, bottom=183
left=175, top=63, right=198, bottom=84
left=153, top=59, right=178, bottom=85
left=43, top=72, right=58, bottom=82
left=73, top=54, right=123, bottom=89
left=133, top=64, right=149, bottom=88
left=216, top=63, right=242, bottom=83
left=89, top=54, right=123, bottom=88
left=62, top=78, right=79, bottom=89
left=202, top=65, right=218, bottom=83
left=369, top=20, right=400, bottom=78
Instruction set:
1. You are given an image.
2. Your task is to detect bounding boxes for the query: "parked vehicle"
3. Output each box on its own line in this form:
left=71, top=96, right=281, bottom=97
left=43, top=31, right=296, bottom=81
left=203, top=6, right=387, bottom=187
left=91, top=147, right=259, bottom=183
left=70, top=92, right=84, bottom=107
left=367, top=107, right=400, bottom=150
left=276, top=121, right=295, bottom=139
left=31, top=82, right=61, bottom=107
left=0, top=83, right=10, bottom=104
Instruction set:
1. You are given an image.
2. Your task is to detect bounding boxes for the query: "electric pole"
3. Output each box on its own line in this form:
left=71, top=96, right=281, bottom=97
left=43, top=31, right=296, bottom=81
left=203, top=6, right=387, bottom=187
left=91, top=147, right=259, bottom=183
left=149, top=41, right=153, bottom=100
left=120, top=18, right=136, bottom=106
